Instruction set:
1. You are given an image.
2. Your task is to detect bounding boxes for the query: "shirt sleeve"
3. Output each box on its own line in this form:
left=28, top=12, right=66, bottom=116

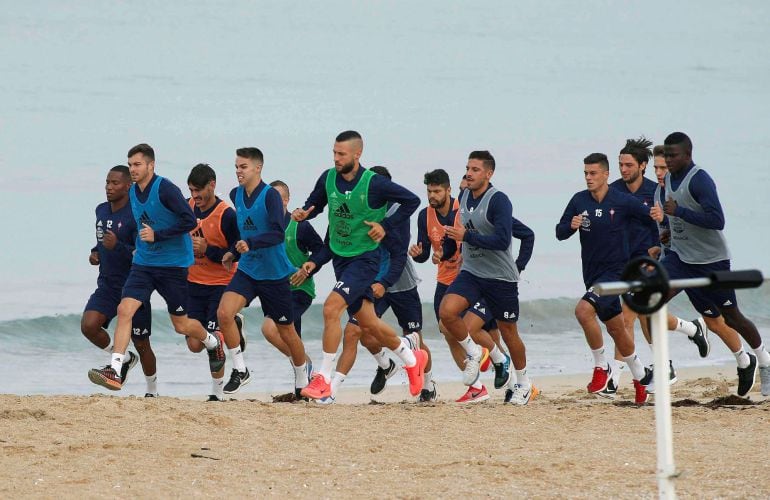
left=556, top=196, right=578, bottom=240
left=625, top=194, right=660, bottom=249
left=463, top=191, right=512, bottom=250
left=411, top=208, right=431, bottom=263
left=309, top=229, right=333, bottom=269
left=368, top=175, right=420, bottom=234
left=245, top=188, right=288, bottom=249
left=672, top=170, right=726, bottom=230
left=301, top=171, right=329, bottom=221
left=297, top=220, right=324, bottom=255
left=154, top=179, right=197, bottom=241
left=511, top=216, right=535, bottom=272
left=377, top=221, right=409, bottom=288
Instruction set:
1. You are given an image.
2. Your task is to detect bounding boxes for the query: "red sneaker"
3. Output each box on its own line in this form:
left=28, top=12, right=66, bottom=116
left=300, top=373, right=331, bottom=400
left=587, top=366, right=610, bottom=393
left=456, top=385, right=490, bottom=403
left=479, top=347, right=492, bottom=372
left=405, top=349, right=428, bottom=396
left=633, top=379, right=649, bottom=404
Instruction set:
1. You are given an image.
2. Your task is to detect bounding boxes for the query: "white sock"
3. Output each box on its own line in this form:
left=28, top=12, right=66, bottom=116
left=674, top=318, right=697, bottom=337
left=331, top=371, right=346, bottom=397
left=515, top=369, right=530, bottom=387
left=202, top=332, right=219, bottom=349
left=212, top=375, right=224, bottom=398
left=424, top=369, right=433, bottom=383
left=471, top=379, right=483, bottom=390
left=373, top=349, right=391, bottom=369
left=734, top=349, right=750, bottom=369
left=293, top=362, right=308, bottom=388
left=623, top=352, right=646, bottom=380
left=405, top=332, right=420, bottom=350
left=111, top=352, right=125, bottom=374
left=145, top=374, right=157, bottom=394
left=459, top=335, right=480, bottom=357
left=591, top=347, right=607, bottom=368
left=646, top=342, right=654, bottom=355
left=320, top=351, right=336, bottom=382
left=229, top=347, right=246, bottom=372
left=489, top=345, right=505, bottom=364
left=102, top=342, right=114, bottom=354
left=393, top=338, right=417, bottom=367
left=752, top=344, right=770, bottom=367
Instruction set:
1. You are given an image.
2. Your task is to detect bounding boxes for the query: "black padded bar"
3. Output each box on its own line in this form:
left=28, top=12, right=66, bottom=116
left=708, top=270, right=764, bottom=290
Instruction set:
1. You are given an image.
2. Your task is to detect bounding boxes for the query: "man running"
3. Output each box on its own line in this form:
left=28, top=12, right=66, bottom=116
left=216, top=148, right=310, bottom=397
left=292, top=130, right=426, bottom=400
left=556, top=152, right=656, bottom=404
left=185, top=163, right=245, bottom=401
left=88, top=144, right=225, bottom=391
left=650, top=132, right=770, bottom=397
left=82, top=165, right=157, bottom=396
left=439, top=150, right=535, bottom=405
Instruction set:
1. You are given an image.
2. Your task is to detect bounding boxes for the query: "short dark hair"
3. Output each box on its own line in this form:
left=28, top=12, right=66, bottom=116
left=127, top=143, right=155, bottom=161
left=110, top=165, right=130, bottom=181
left=269, top=180, right=289, bottom=196
left=664, top=132, right=693, bottom=154
left=653, top=145, right=665, bottom=157
left=619, top=136, right=653, bottom=166
left=584, top=153, right=609, bottom=170
left=236, top=147, right=264, bottom=163
left=468, top=150, right=495, bottom=171
left=187, top=163, right=216, bottom=188
left=424, top=169, right=450, bottom=188
left=335, top=130, right=362, bottom=143
left=370, top=165, right=391, bottom=180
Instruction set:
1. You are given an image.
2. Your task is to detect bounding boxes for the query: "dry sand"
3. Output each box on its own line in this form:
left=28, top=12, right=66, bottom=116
left=1, top=365, right=768, bottom=499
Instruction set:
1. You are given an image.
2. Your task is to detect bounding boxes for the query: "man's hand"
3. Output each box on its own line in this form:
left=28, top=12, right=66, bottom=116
left=89, top=251, right=100, bottom=265
left=139, top=223, right=155, bottom=242
left=371, top=282, right=386, bottom=299
left=192, top=236, right=208, bottom=257
left=659, top=229, right=671, bottom=246
left=235, top=240, right=250, bottom=254
left=431, top=246, right=443, bottom=265
left=650, top=201, right=664, bottom=223
left=648, top=246, right=662, bottom=260
left=570, top=215, right=583, bottom=231
left=663, top=196, right=678, bottom=216
left=443, top=225, right=465, bottom=242
left=291, top=205, right=315, bottom=222
left=222, top=252, right=235, bottom=271
left=364, top=221, right=385, bottom=243
left=408, top=242, right=423, bottom=258
left=102, top=230, right=117, bottom=250
left=290, top=262, right=315, bottom=286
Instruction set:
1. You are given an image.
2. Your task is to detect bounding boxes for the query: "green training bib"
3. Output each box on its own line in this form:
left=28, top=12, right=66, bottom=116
left=285, top=219, right=315, bottom=299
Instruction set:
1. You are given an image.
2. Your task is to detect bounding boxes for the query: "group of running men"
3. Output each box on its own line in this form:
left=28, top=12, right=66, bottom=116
left=82, top=130, right=770, bottom=405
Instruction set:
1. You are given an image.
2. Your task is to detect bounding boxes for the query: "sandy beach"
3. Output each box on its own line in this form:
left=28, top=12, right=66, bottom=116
left=2, top=364, right=768, bottom=499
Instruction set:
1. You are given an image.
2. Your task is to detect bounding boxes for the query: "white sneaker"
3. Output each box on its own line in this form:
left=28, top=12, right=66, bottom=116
left=508, top=383, right=539, bottom=405
left=315, top=395, right=336, bottom=405
left=759, top=365, right=770, bottom=397
left=462, top=352, right=481, bottom=386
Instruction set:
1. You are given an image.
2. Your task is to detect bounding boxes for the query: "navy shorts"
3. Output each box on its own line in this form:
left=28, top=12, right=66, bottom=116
left=122, top=264, right=189, bottom=316
left=375, top=286, right=423, bottom=332
left=583, top=267, right=624, bottom=322
left=291, top=289, right=313, bottom=336
left=226, top=269, right=294, bottom=325
left=662, top=252, right=736, bottom=318
left=332, top=251, right=380, bottom=316
left=187, top=282, right=227, bottom=332
left=466, top=299, right=498, bottom=331
left=433, top=282, right=450, bottom=320
left=85, top=281, right=152, bottom=339
left=446, top=271, right=519, bottom=323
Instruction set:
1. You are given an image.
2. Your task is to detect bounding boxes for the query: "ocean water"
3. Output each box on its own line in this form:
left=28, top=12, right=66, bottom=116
left=0, top=1, right=768, bottom=396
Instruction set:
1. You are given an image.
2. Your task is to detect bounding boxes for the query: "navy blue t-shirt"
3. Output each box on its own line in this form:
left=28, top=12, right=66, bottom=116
left=556, top=187, right=657, bottom=285
left=610, top=177, right=659, bottom=258
left=93, top=201, right=136, bottom=287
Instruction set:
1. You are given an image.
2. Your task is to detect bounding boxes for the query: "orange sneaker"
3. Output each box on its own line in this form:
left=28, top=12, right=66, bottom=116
left=456, top=385, right=490, bottom=403
left=405, top=349, right=428, bottom=396
left=300, top=373, right=331, bottom=400
left=88, top=365, right=122, bottom=391
left=479, top=347, right=492, bottom=372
